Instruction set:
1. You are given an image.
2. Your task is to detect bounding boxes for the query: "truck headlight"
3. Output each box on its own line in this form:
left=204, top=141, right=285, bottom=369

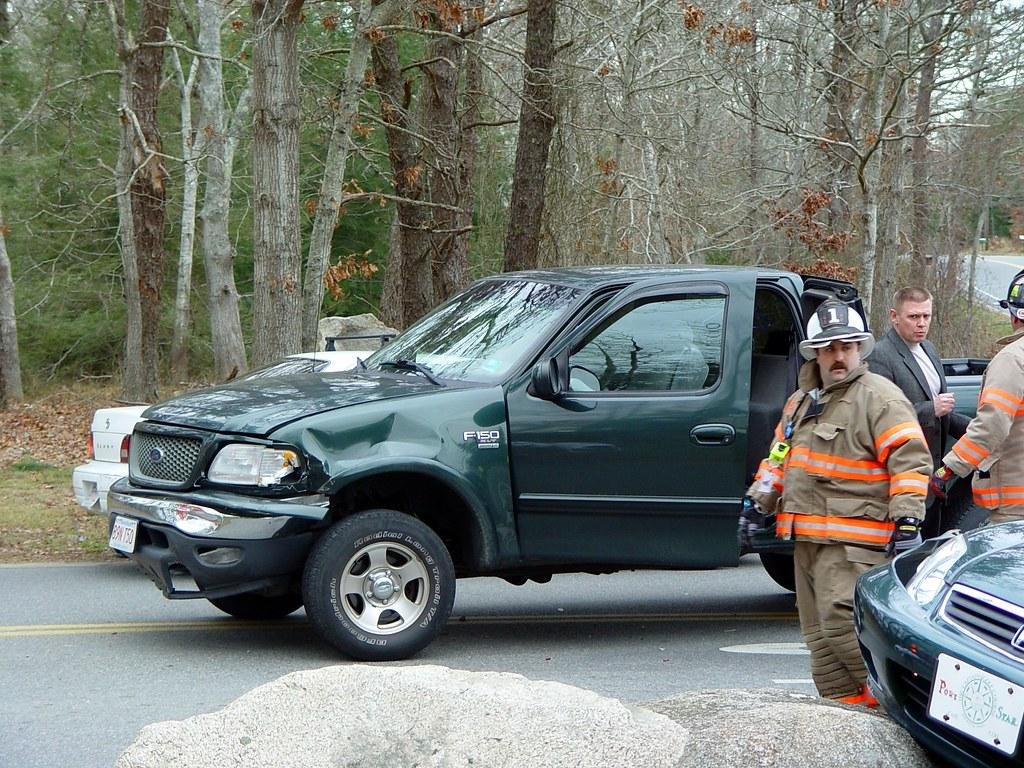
left=208, top=444, right=302, bottom=486
left=906, top=534, right=968, bottom=606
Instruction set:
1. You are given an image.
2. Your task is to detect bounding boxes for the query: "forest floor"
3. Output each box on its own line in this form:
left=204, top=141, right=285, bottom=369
left=0, top=387, right=126, bottom=563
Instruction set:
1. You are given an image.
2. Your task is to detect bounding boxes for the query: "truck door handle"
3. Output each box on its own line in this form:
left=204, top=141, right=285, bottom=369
left=690, top=424, right=735, bottom=446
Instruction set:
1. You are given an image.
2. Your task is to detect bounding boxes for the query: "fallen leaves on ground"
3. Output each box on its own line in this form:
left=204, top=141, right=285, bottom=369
left=0, top=388, right=124, bottom=469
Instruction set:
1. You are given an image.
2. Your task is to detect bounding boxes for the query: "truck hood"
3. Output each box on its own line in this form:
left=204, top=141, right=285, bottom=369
left=142, top=372, right=456, bottom=436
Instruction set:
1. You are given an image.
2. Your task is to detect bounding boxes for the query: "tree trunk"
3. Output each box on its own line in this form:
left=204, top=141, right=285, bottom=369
left=372, top=27, right=433, bottom=327
left=910, top=14, right=940, bottom=275
left=251, top=0, right=304, bottom=366
left=122, top=0, right=170, bottom=402
left=170, top=51, right=200, bottom=382
left=503, top=0, right=557, bottom=272
left=0, top=203, right=23, bottom=404
left=447, top=19, right=483, bottom=296
left=873, top=104, right=906, bottom=333
left=379, top=215, right=404, bottom=329
left=198, top=0, right=248, bottom=380
left=0, top=0, right=9, bottom=45
left=823, top=0, right=860, bottom=245
left=302, top=0, right=402, bottom=349
left=419, top=6, right=466, bottom=304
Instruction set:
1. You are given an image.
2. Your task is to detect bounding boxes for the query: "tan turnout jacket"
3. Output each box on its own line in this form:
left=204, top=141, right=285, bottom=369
left=748, top=361, right=931, bottom=549
left=944, top=328, right=1024, bottom=521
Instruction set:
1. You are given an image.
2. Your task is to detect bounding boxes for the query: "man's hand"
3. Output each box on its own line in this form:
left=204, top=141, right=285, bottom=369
left=738, top=497, right=774, bottom=551
left=933, top=392, right=956, bottom=418
left=887, top=517, right=922, bottom=555
left=929, top=465, right=955, bottom=502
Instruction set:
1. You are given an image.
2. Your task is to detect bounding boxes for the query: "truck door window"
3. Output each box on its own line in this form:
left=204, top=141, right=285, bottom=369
left=569, top=295, right=725, bottom=392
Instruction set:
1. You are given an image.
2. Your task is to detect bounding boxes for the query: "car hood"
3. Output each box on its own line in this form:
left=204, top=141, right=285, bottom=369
left=142, top=372, right=458, bottom=436
left=949, top=521, right=1024, bottom=607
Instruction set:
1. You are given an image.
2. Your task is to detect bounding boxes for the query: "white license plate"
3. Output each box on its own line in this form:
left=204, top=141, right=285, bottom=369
left=108, top=516, right=138, bottom=554
left=928, top=653, right=1023, bottom=755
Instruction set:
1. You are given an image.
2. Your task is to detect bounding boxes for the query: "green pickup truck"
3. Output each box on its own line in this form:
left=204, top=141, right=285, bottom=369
left=106, top=266, right=977, bottom=660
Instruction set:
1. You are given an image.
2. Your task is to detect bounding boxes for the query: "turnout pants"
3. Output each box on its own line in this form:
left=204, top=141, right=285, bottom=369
left=793, top=540, right=885, bottom=699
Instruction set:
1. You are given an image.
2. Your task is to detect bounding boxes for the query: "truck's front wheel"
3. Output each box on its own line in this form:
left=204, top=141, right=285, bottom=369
left=759, top=551, right=796, bottom=592
left=302, top=509, right=455, bottom=661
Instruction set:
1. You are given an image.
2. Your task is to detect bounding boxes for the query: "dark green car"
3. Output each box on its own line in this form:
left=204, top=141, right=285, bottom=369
left=106, top=266, right=869, bottom=659
left=855, top=522, right=1024, bottom=767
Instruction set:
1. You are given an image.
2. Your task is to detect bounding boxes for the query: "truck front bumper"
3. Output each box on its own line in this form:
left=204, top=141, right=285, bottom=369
left=107, top=485, right=323, bottom=600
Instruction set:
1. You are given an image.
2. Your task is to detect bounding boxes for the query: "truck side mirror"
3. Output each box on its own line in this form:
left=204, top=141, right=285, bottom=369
left=530, top=358, right=561, bottom=400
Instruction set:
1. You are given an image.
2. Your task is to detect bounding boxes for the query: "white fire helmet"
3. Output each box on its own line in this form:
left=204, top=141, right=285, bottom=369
left=798, top=299, right=875, bottom=361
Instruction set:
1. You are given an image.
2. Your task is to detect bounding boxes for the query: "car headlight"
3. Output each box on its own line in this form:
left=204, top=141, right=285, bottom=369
left=208, top=444, right=302, bottom=486
left=906, top=534, right=968, bottom=606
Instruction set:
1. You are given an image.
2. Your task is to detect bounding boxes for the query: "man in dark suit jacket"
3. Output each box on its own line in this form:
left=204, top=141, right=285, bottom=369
left=868, top=287, right=970, bottom=538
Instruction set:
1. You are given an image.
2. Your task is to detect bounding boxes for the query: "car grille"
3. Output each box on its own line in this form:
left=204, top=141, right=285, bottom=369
left=130, top=431, right=202, bottom=485
left=892, top=662, right=1023, bottom=767
left=941, top=584, right=1024, bottom=663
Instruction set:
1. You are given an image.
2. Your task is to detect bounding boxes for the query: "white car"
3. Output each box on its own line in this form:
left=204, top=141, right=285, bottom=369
left=72, top=351, right=370, bottom=514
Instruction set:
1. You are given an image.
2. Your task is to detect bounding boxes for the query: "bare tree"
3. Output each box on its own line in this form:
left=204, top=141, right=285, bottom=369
left=303, top=0, right=403, bottom=349
left=168, top=37, right=200, bottom=381
left=372, top=19, right=435, bottom=326
left=197, top=0, right=249, bottom=380
left=503, top=0, right=557, bottom=272
left=106, top=0, right=170, bottom=402
left=0, top=203, right=22, bottom=405
left=251, top=0, right=304, bottom=366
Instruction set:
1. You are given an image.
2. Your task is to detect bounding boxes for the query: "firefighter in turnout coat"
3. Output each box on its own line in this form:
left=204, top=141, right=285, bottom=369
left=741, top=300, right=931, bottom=705
left=931, top=270, right=1024, bottom=525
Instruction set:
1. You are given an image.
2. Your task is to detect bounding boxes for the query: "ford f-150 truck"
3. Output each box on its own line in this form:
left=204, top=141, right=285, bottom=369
left=106, top=266, right=980, bottom=660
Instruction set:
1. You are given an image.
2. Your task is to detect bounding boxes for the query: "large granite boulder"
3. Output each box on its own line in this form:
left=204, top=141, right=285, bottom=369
left=317, top=314, right=398, bottom=352
left=647, top=688, right=936, bottom=768
left=117, top=665, right=689, bottom=768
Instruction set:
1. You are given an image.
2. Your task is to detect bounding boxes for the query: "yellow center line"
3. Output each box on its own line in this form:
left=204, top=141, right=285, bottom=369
left=0, top=611, right=798, bottom=638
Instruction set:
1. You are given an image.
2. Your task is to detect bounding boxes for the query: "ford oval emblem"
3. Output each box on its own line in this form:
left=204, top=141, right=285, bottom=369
left=148, top=447, right=165, bottom=464
left=1013, top=625, right=1024, bottom=652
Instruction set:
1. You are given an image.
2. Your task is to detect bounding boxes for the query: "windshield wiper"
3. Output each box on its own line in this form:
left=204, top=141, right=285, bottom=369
left=378, top=359, right=444, bottom=386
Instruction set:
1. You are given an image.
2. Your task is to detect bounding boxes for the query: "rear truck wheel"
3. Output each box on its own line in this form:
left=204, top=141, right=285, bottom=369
left=208, top=592, right=304, bottom=619
left=302, top=509, right=455, bottom=661
left=759, top=551, right=796, bottom=592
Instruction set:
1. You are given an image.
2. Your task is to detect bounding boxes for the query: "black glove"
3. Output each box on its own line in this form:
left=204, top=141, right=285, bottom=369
left=887, top=517, right=922, bottom=555
left=928, top=465, right=955, bottom=502
left=738, top=497, right=775, bottom=551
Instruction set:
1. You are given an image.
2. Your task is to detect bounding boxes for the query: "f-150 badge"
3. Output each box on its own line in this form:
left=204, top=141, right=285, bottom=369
left=463, top=429, right=501, bottom=449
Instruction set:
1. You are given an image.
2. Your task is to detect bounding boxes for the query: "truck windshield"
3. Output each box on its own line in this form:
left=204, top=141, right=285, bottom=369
left=366, top=279, right=580, bottom=382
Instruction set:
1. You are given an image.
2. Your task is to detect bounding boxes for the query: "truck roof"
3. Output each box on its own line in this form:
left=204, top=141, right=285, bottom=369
left=488, top=264, right=794, bottom=291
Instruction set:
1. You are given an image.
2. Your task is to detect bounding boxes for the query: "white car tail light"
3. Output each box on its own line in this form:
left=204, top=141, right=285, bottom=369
left=120, top=435, right=131, bottom=463
left=87, top=433, right=95, bottom=460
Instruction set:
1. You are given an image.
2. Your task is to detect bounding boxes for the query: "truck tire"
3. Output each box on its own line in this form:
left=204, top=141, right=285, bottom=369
left=759, top=552, right=796, bottom=592
left=208, top=592, right=303, bottom=619
left=302, top=509, right=455, bottom=661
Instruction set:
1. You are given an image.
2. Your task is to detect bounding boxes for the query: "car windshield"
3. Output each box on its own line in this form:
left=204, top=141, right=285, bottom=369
left=365, top=279, right=580, bottom=382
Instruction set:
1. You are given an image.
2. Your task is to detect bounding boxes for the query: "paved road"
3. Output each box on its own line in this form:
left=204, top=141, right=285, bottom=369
left=1, top=556, right=805, bottom=768
left=974, top=252, right=1024, bottom=307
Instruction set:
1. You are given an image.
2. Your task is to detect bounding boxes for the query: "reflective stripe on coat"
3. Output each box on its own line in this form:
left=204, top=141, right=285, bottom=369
left=748, top=361, right=931, bottom=549
left=944, top=328, right=1024, bottom=516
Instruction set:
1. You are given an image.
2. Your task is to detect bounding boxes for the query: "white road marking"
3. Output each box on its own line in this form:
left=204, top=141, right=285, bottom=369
left=720, top=642, right=809, bottom=655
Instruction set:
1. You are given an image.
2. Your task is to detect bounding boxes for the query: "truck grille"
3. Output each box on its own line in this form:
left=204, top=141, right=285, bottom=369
left=941, top=584, right=1024, bottom=663
left=130, top=431, right=202, bottom=485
